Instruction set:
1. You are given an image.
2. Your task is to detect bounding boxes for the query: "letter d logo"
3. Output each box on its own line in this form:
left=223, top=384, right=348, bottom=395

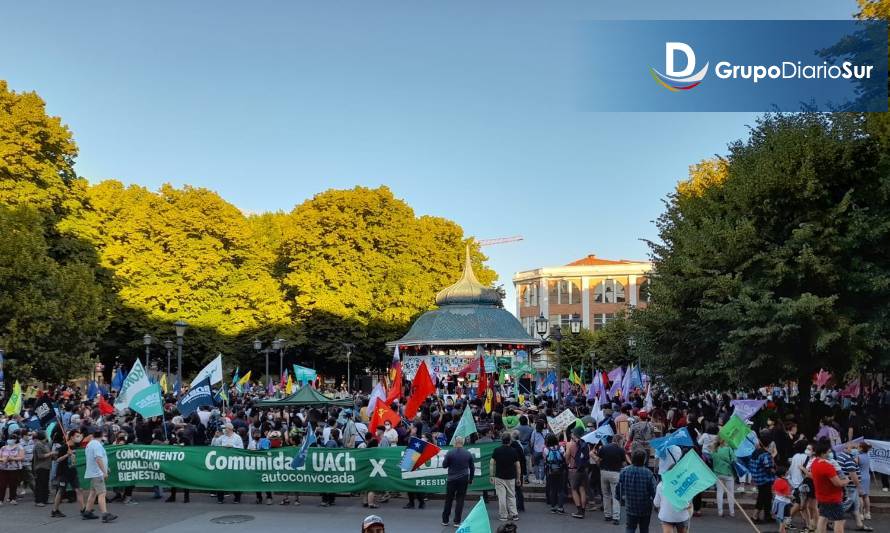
left=665, top=42, right=695, bottom=77
left=651, top=42, right=709, bottom=92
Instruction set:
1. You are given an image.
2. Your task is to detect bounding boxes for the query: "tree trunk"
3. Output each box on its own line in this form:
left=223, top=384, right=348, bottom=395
left=797, top=366, right=814, bottom=436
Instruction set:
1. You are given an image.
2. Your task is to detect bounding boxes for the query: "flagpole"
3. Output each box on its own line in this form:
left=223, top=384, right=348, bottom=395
left=716, top=477, right=761, bottom=533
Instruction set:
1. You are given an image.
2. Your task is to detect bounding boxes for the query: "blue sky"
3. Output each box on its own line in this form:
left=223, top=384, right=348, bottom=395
left=3, top=0, right=859, bottom=314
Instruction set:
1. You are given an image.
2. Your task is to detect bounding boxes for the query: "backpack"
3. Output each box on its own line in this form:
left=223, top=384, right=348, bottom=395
left=574, top=440, right=591, bottom=469
left=545, top=447, right=565, bottom=474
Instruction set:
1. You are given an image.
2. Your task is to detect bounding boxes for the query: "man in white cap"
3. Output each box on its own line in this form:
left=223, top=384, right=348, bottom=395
left=213, top=423, right=242, bottom=503
left=362, top=514, right=385, bottom=532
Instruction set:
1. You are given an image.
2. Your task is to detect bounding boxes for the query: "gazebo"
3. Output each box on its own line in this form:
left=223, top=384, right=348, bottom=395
left=387, top=247, right=539, bottom=375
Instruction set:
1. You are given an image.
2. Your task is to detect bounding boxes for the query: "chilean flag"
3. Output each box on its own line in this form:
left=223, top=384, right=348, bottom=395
left=399, top=437, right=441, bottom=472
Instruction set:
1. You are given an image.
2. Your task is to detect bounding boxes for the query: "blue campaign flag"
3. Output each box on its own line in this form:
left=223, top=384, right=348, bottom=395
left=112, top=367, right=125, bottom=390
left=650, top=427, right=694, bottom=458
left=0, top=348, right=4, bottom=382
left=98, top=384, right=109, bottom=398
left=291, top=423, right=317, bottom=469
left=86, top=380, right=99, bottom=400
left=176, top=376, right=214, bottom=417
left=173, top=376, right=182, bottom=397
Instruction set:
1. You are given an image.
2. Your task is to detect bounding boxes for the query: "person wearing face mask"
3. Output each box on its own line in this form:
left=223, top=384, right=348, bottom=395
left=0, top=431, right=26, bottom=504
left=51, top=430, right=84, bottom=517
left=32, top=430, right=54, bottom=507
left=789, top=440, right=815, bottom=531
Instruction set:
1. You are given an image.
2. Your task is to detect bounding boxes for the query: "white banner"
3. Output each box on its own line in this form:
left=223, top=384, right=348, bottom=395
left=403, top=355, right=500, bottom=380
left=866, top=440, right=890, bottom=475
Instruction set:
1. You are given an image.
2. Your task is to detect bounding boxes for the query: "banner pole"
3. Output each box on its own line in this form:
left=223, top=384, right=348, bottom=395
left=716, top=477, right=761, bottom=533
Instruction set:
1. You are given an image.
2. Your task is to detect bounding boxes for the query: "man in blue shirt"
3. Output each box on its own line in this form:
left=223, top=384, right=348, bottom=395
left=81, top=429, right=118, bottom=523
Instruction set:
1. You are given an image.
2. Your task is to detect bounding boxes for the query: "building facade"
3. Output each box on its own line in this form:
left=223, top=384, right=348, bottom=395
left=512, top=254, right=652, bottom=336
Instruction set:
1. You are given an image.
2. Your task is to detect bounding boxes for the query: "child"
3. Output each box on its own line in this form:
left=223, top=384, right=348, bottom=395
left=771, top=465, right=793, bottom=532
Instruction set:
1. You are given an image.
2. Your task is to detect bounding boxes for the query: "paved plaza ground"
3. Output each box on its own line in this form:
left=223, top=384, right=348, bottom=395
left=3, top=492, right=889, bottom=533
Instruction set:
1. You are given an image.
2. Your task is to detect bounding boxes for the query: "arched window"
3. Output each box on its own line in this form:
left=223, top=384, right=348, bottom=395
left=638, top=279, right=650, bottom=303
left=615, top=280, right=625, bottom=303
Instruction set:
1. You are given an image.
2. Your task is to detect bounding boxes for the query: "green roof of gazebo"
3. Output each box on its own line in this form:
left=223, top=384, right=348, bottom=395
left=254, top=385, right=354, bottom=407
left=387, top=247, right=540, bottom=348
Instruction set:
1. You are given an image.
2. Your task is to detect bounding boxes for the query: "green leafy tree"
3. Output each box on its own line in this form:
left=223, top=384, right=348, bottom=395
left=0, top=81, right=110, bottom=382
left=78, top=181, right=292, bottom=371
left=636, top=113, right=890, bottom=423
left=0, top=207, right=107, bottom=381
left=278, top=186, right=495, bottom=372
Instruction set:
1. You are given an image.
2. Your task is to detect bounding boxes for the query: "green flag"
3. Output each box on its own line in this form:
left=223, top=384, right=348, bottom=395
left=115, top=359, right=151, bottom=413
left=450, top=406, right=477, bottom=445
left=661, top=450, right=717, bottom=511
left=456, top=498, right=491, bottom=533
left=3, top=380, right=22, bottom=415
left=130, top=383, right=164, bottom=419
left=498, top=369, right=505, bottom=386
left=718, top=415, right=749, bottom=448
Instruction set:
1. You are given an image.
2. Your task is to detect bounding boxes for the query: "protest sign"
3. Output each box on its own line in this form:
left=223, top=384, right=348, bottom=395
left=548, top=409, right=577, bottom=435
left=77, top=443, right=497, bottom=494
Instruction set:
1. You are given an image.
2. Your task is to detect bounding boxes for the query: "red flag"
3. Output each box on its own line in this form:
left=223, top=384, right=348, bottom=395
left=369, top=403, right=401, bottom=432
left=405, top=361, right=436, bottom=419
left=477, top=365, right=488, bottom=398
left=385, top=366, right=402, bottom=405
left=97, top=394, right=114, bottom=416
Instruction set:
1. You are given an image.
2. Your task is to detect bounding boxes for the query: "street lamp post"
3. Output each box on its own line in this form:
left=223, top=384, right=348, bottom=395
left=535, top=314, right=581, bottom=406
left=342, top=343, right=354, bottom=393
left=253, top=339, right=269, bottom=388
left=174, top=320, right=187, bottom=388
left=273, top=338, right=285, bottom=385
left=163, top=340, right=173, bottom=381
left=143, top=334, right=152, bottom=369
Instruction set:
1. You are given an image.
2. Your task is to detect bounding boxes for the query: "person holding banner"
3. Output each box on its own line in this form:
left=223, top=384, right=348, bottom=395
left=653, top=479, right=692, bottom=533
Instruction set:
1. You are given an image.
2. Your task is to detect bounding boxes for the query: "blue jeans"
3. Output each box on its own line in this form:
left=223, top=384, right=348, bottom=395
left=625, top=513, right=651, bottom=532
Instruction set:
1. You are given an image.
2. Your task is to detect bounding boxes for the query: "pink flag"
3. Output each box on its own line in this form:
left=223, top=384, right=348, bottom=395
left=815, top=369, right=832, bottom=388
left=840, top=378, right=860, bottom=398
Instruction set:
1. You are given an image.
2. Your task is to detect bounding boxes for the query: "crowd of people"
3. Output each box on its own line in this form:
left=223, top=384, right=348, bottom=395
left=0, top=375, right=887, bottom=532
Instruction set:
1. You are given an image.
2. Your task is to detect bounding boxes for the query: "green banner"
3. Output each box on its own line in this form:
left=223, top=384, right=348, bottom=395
left=76, top=443, right=497, bottom=493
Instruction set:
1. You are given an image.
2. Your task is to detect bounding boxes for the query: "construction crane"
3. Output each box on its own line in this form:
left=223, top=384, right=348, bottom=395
left=476, top=235, right=524, bottom=247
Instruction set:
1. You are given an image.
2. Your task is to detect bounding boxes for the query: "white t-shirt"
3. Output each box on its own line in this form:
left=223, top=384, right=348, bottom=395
left=84, top=439, right=107, bottom=479
left=654, top=482, right=691, bottom=524
left=789, top=452, right=809, bottom=488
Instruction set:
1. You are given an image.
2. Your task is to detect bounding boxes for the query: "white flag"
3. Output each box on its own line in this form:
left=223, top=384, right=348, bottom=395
left=114, top=359, right=151, bottom=413
left=866, top=440, right=890, bottom=475
left=367, top=382, right=387, bottom=414
left=591, top=396, right=604, bottom=424
left=190, top=354, right=223, bottom=387
left=644, top=384, right=654, bottom=411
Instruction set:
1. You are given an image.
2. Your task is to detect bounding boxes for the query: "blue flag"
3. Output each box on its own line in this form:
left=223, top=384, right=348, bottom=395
left=86, top=381, right=99, bottom=400
left=112, top=367, right=125, bottom=391
left=650, top=427, right=694, bottom=459
left=291, top=423, right=316, bottom=469
left=173, top=376, right=182, bottom=397
left=176, top=376, right=213, bottom=417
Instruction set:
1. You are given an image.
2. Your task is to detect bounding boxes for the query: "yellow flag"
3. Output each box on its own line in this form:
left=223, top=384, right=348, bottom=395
left=3, top=380, right=22, bottom=416
left=484, top=387, right=493, bottom=414
left=285, top=374, right=294, bottom=395
left=237, top=370, right=252, bottom=386
left=160, top=373, right=169, bottom=394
